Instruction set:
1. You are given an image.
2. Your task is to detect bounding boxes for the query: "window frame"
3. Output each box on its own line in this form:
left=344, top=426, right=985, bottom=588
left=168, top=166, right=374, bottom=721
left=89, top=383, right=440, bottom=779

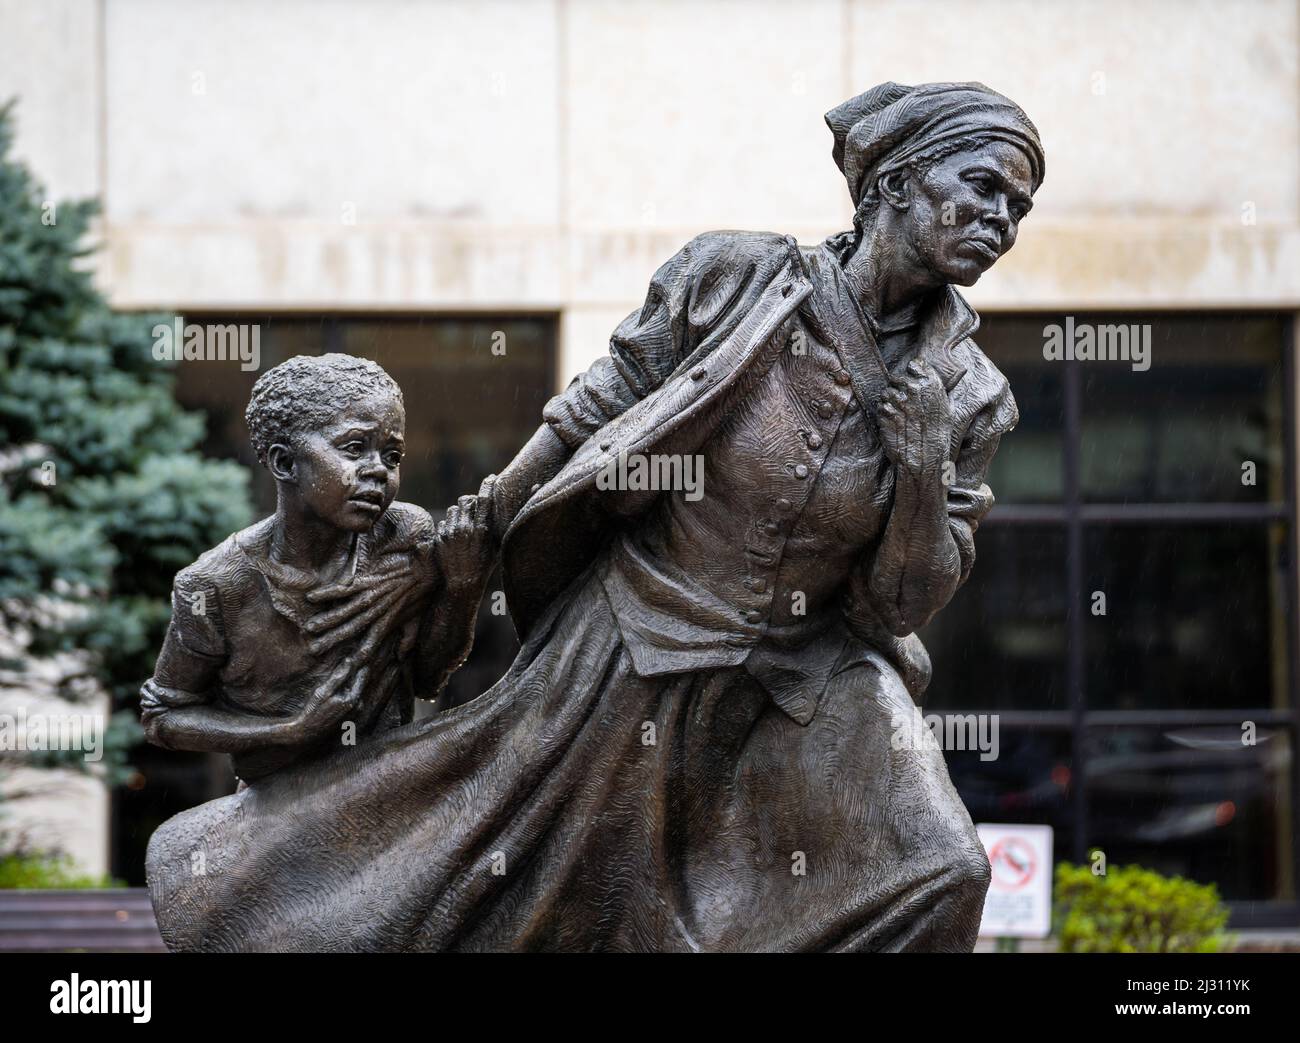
left=969, top=311, right=1300, bottom=929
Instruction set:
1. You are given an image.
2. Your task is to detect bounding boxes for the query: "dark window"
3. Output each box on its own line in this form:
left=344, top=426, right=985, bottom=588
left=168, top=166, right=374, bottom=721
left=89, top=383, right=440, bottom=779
left=922, top=313, right=1298, bottom=923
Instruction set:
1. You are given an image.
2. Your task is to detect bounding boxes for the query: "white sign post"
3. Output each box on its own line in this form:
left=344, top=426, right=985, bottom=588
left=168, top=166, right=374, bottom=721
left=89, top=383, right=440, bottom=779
left=976, top=823, right=1054, bottom=941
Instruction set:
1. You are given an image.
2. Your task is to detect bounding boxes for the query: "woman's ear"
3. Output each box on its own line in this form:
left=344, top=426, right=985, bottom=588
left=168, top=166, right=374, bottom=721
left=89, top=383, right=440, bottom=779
left=878, top=170, right=911, bottom=211
left=267, top=443, right=296, bottom=482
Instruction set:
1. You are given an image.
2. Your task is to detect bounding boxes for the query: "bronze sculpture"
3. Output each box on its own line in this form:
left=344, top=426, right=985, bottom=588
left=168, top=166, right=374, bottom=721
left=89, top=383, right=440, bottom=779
left=140, top=354, right=493, bottom=782
left=143, top=82, right=1043, bottom=952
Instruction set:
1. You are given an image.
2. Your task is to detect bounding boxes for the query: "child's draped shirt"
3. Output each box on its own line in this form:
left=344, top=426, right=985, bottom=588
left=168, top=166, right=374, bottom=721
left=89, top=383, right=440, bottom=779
left=141, top=502, right=434, bottom=780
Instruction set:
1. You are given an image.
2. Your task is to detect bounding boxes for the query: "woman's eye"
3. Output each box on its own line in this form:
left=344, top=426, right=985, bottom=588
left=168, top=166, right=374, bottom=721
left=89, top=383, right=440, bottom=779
left=340, top=442, right=363, bottom=457
left=967, top=174, right=992, bottom=194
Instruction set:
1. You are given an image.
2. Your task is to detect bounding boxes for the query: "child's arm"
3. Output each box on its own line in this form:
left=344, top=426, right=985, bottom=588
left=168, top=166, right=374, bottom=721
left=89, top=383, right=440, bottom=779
left=413, top=481, right=495, bottom=698
left=142, top=660, right=367, bottom=753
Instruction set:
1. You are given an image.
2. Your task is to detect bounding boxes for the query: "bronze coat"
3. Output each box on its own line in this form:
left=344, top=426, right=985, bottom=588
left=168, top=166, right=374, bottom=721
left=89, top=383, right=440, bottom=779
left=502, top=229, right=1017, bottom=703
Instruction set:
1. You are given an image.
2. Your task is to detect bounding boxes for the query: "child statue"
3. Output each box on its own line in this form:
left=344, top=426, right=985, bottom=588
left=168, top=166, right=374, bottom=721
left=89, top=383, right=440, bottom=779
left=139, top=353, right=493, bottom=783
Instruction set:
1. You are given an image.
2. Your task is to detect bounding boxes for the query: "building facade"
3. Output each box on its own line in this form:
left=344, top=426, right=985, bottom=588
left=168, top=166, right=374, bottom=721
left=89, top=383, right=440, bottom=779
left=2, top=0, right=1298, bottom=925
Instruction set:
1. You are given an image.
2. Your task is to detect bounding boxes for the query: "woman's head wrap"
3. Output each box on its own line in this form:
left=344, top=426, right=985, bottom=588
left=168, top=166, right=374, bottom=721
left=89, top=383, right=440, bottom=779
left=825, top=82, right=1045, bottom=209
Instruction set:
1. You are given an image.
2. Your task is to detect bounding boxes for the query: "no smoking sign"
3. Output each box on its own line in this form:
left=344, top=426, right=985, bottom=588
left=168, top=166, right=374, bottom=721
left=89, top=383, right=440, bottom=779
left=989, top=836, right=1037, bottom=889
left=977, top=823, right=1054, bottom=939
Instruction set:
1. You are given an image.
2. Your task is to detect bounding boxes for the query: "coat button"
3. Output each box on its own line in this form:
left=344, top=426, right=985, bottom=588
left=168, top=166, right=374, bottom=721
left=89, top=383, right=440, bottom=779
left=764, top=520, right=781, bottom=536
left=794, top=464, right=809, bottom=479
left=690, top=366, right=707, bottom=381
left=815, top=401, right=834, bottom=419
left=748, top=578, right=768, bottom=594
left=775, top=497, right=792, bottom=512
left=806, top=433, right=823, bottom=450
left=833, top=370, right=851, bottom=385
left=745, top=609, right=763, bottom=624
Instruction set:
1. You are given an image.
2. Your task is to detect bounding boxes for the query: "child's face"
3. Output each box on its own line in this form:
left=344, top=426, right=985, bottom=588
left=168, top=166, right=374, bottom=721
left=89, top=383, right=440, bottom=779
left=290, top=392, right=405, bottom=532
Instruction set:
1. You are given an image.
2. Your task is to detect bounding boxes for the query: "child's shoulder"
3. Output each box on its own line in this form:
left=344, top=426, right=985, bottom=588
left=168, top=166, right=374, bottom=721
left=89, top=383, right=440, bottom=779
left=172, top=518, right=274, bottom=599
left=372, top=501, right=437, bottom=550
left=166, top=519, right=274, bottom=654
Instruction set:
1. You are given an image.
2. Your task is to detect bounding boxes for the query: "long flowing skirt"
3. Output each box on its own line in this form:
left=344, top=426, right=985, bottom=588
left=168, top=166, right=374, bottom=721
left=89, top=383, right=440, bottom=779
left=146, top=565, right=990, bottom=951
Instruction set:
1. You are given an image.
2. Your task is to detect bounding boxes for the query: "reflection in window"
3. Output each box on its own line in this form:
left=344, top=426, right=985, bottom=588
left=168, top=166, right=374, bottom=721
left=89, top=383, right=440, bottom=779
left=1086, top=727, right=1293, bottom=902
left=978, top=321, right=1065, bottom=504
left=1080, top=317, right=1284, bottom=504
left=946, top=728, right=1074, bottom=839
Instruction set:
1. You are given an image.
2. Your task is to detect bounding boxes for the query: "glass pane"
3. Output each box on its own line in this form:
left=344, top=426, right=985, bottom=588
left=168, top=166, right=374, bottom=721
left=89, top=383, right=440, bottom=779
left=946, top=727, right=1076, bottom=846
left=1085, top=523, right=1288, bottom=711
left=967, top=316, right=1065, bottom=504
left=1086, top=726, right=1294, bottom=902
left=921, top=526, right=1068, bottom=711
left=173, top=314, right=321, bottom=509
left=1079, top=315, right=1284, bottom=503
left=337, top=317, right=554, bottom=513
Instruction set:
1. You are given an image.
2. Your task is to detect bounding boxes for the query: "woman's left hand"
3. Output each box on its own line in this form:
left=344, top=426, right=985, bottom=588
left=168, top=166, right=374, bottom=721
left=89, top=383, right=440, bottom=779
left=877, top=358, right=954, bottom=477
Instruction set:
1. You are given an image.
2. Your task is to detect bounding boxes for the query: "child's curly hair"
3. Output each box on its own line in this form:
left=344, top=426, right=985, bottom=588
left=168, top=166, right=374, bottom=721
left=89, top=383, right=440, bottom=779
left=245, top=353, right=404, bottom=467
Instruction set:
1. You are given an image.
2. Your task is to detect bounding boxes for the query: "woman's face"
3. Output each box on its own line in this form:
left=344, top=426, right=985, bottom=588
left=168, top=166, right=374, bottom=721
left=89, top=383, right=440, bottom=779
left=902, top=140, right=1036, bottom=286
left=284, top=392, right=406, bottom=533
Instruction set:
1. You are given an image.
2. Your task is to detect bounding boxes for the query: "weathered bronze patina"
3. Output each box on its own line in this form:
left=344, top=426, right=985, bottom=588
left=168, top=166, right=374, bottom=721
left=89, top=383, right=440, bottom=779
left=143, top=82, right=1044, bottom=952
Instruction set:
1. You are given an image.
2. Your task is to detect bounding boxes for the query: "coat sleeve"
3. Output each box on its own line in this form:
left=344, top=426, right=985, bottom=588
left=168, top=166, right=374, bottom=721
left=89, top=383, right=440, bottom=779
left=541, top=246, right=697, bottom=448
left=840, top=368, right=1018, bottom=699
left=542, top=231, right=795, bottom=448
left=500, top=232, right=804, bottom=634
left=947, top=376, right=1018, bottom=586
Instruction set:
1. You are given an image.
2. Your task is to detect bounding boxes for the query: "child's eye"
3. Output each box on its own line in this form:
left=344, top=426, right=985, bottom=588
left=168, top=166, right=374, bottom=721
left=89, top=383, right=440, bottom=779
left=383, top=452, right=403, bottom=468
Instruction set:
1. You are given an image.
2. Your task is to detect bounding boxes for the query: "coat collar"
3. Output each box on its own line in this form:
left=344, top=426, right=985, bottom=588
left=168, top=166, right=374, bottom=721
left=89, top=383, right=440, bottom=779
left=804, top=233, right=975, bottom=394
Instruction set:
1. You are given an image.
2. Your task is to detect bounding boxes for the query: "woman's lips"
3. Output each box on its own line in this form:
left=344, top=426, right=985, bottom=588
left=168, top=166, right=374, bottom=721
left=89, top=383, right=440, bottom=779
left=964, top=238, right=1001, bottom=262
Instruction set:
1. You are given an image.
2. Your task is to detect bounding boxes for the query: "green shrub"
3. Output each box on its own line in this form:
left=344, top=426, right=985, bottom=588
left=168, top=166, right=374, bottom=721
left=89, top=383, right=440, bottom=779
left=0, top=852, right=119, bottom=889
left=1054, top=861, right=1231, bottom=953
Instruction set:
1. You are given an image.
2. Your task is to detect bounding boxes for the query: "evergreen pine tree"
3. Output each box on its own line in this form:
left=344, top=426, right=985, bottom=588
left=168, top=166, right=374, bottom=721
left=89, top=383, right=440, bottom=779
left=0, top=101, right=253, bottom=828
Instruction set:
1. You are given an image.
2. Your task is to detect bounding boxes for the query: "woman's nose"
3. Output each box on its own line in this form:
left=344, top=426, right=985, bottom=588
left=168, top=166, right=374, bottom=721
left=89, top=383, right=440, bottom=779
left=982, top=197, right=1011, bottom=233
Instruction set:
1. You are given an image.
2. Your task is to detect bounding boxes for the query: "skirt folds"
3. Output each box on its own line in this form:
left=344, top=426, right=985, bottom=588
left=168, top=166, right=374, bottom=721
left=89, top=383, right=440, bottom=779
left=146, top=564, right=989, bottom=952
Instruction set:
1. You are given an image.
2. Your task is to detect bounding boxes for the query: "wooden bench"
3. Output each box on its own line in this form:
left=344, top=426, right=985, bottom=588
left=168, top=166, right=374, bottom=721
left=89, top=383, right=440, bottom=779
left=0, top=889, right=167, bottom=953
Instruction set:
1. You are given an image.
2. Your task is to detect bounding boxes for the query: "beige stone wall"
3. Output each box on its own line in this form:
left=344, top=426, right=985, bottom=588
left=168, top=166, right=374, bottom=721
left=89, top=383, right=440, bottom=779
left=1, top=767, right=110, bottom=878
left=0, top=683, right=111, bottom=877
left=2, top=0, right=1297, bottom=382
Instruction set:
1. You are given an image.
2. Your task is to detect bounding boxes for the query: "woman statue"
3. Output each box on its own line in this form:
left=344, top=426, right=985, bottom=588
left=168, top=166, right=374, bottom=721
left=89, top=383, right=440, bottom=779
left=144, top=81, right=1044, bottom=952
